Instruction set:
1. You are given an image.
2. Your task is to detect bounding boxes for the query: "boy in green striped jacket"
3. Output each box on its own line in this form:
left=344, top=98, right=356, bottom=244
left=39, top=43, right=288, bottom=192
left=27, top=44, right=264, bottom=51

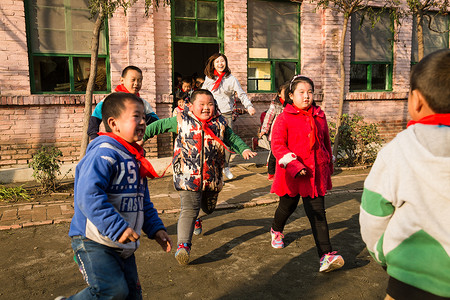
left=360, top=49, right=450, bottom=300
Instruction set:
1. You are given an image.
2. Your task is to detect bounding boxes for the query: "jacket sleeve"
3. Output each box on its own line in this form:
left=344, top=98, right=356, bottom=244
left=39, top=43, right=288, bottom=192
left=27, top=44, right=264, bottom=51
left=202, top=76, right=215, bottom=91
left=142, top=178, right=166, bottom=238
left=143, top=117, right=177, bottom=142
left=145, top=112, right=160, bottom=125
left=87, top=116, right=102, bottom=141
left=224, top=126, right=251, bottom=155
left=260, top=103, right=276, bottom=135
left=360, top=153, right=395, bottom=267
left=231, top=76, right=254, bottom=110
left=75, top=148, right=129, bottom=242
left=271, top=114, right=306, bottom=178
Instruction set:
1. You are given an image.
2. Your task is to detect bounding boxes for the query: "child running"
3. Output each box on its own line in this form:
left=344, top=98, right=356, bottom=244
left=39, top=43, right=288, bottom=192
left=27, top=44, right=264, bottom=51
left=87, top=65, right=159, bottom=140
left=56, top=92, right=172, bottom=300
left=269, top=75, right=344, bottom=273
left=360, top=49, right=450, bottom=299
left=142, top=89, right=257, bottom=265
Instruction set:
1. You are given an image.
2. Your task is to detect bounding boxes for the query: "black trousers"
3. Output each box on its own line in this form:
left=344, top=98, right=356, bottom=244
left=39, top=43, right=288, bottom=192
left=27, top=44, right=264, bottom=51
left=272, top=194, right=332, bottom=257
left=267, top=150, right=276, bottom=175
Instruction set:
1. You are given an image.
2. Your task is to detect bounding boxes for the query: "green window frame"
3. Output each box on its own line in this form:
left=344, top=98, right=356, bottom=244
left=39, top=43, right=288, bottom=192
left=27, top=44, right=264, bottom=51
left=25, top=0, right=110, bottom=94
left=247, top=0, right=300, bottom=93
left=411, top=12, right=450, bottom=64
left=350, top=9, right=393, bottom=92
left=171, top=0, right=223, bottom=44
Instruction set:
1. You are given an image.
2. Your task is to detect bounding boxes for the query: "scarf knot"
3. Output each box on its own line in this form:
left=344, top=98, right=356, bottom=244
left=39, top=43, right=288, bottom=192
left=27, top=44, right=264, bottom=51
left=211, top=70, right=226, bottom=92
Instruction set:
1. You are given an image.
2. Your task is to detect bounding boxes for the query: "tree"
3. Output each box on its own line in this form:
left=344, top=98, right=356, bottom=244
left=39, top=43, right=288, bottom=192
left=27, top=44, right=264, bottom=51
left=79, top=0, right=169, bottom=159
left=399, top=0, right=450, bottom=61
left=313, top=0, right=383, bottom=160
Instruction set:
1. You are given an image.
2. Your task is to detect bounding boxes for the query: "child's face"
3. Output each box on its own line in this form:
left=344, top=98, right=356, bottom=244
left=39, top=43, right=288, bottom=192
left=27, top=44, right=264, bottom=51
left=190, top=94, right=215, bottom=120
left=213, top=56, right=226, bottom=74
left=177, top=99, right=185, bottom=109
left=120, top=70, right=143, bottom=95
left=181, top=82, right=192, bottom=92
left=109, top=100, right=146, bottom=143
left=290, top=82, right=314, bottom=111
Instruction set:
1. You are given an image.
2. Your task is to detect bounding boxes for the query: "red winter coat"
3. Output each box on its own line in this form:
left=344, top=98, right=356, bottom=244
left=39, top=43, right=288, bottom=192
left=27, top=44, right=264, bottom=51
left=270, top=104, right=333, bottom=198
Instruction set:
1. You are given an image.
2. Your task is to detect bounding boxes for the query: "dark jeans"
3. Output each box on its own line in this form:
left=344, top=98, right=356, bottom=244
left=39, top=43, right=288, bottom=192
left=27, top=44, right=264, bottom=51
left=69, top=236, right=142, bottom=300
left=272, top=194, right=332, bottom=258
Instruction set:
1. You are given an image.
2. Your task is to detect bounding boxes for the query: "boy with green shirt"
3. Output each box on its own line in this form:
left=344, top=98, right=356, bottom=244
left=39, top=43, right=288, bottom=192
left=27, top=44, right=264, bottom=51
left=142, top=89, right=256, bottom=265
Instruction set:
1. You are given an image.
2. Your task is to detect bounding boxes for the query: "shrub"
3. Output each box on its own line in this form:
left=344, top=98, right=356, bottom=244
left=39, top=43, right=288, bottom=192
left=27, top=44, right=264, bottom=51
left=29, top=146, right=63, bottom=192
left=0, top=186, right=30, bottom=203
left=329, top=114, right=383, bottom=167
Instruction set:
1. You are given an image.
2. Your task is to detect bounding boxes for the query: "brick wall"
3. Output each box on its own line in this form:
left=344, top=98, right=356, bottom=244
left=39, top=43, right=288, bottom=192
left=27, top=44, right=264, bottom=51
left=0, top=0, right=30, bottom=96
left=0, top=0, right=437, bottom=172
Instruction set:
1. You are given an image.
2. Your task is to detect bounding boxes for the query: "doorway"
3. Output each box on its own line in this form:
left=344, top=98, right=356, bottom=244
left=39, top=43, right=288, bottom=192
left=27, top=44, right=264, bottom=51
left=173, top=42, right=220, bottom=85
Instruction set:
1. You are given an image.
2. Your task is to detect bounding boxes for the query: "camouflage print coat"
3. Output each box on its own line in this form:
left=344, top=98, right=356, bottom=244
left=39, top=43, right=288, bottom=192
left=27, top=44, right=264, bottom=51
left=142, top=108, right=250, bottom=193
left=173, top=110, right=228, bottom=192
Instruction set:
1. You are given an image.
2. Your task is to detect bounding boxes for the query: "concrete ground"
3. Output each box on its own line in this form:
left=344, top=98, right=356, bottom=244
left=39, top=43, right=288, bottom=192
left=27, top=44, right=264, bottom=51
left=0, top=163, right=389, bottom=299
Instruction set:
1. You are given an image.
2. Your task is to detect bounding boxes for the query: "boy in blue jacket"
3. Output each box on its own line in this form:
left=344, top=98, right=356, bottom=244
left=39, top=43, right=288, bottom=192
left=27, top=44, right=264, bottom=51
left=59, top=92, right=172, bottom=300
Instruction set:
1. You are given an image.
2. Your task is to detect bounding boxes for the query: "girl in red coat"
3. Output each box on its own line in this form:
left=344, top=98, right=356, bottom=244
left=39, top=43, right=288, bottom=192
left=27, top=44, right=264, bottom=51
left=269, top=75, right=344, bottom=273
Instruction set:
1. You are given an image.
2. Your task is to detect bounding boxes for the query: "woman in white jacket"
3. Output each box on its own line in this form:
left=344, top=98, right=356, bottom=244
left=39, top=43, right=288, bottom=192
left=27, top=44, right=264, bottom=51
left=203, top=53, right=256, bottom=179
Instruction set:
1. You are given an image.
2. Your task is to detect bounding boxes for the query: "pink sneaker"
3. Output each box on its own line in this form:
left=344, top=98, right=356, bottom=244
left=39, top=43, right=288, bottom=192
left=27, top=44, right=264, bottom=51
left=270, top=228, right=284, bottom=249
left=319, top=251, right=344, bottom=272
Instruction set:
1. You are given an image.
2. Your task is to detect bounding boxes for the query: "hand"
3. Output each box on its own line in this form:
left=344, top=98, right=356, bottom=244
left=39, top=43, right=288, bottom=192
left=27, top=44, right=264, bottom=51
left=258, top=132, right=264, bottom=138
left=118, top=227, right=140, bottom=244
left=247, top=106, right=256, bottom=116
left=242, top=149, right=257, bottom=159
left=154, top=230, right=172, bottom=252
left=295, top=169, right=307, bottom=177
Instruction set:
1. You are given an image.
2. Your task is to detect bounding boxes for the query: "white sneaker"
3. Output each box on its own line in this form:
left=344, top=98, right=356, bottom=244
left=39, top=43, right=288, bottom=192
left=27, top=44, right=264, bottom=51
left=223, top=167, right=234, bottom=179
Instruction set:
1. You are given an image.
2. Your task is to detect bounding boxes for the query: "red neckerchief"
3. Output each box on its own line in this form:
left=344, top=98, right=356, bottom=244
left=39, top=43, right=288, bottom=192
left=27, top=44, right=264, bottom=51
left=194, top=114, right=235, bottom=154
left=211, top=70, right=226, bottom=91
left=407, top=114, right=450, bottom=127
left=293, top=104, right=317, bottom=150
left=114, top=84, right=140, bottom=98
left=98, top=132, right=161, bottom=178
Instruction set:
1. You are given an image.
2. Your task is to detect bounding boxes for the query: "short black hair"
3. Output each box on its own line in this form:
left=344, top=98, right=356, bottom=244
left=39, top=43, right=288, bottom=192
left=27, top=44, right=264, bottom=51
left=190, top=89, right=214, bottom=104
left=181, top=77, right=192, bottom=85
left=102, top=92, right=144, bottom=132
left=121, top=65, right=142, bottom=78
left=410, top=49, right=450, bottom=113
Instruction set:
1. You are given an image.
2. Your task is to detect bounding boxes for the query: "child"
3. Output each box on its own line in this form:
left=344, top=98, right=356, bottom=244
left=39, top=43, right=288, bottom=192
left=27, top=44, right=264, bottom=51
left=172, top=96, right=187, bottom=117
left=194, top=76, right=205, bottom=90
left=87, top=65, right=159, bottom=140
left=269, top=75, right=344, bottom=273
left=202, top=53, right=256, bottom=180
left=360, top=49, right=450, bottom=299
left=142, top=89, right=257, bottom=265
left=174, top=77, right=193, bottom=104
left=258, top=82, right=288, bottom=180
left=59, top=92, right=172, bottom=299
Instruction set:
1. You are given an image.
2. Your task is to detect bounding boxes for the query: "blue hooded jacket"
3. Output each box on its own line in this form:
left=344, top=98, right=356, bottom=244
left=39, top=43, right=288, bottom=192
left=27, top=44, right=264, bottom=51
left=69, top=135, right=165, bottom=258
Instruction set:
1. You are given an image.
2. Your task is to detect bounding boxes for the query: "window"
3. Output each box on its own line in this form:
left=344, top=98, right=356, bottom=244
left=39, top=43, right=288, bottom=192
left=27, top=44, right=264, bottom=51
left=247, top=0, right=300, bottom=92
left=412, top=12, right=449, bottom=64
left=172, top=0, right=222, bottom=42
left=25, top=0, right=109, bottom=93
left=350, top=9, right=393, bottom=92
